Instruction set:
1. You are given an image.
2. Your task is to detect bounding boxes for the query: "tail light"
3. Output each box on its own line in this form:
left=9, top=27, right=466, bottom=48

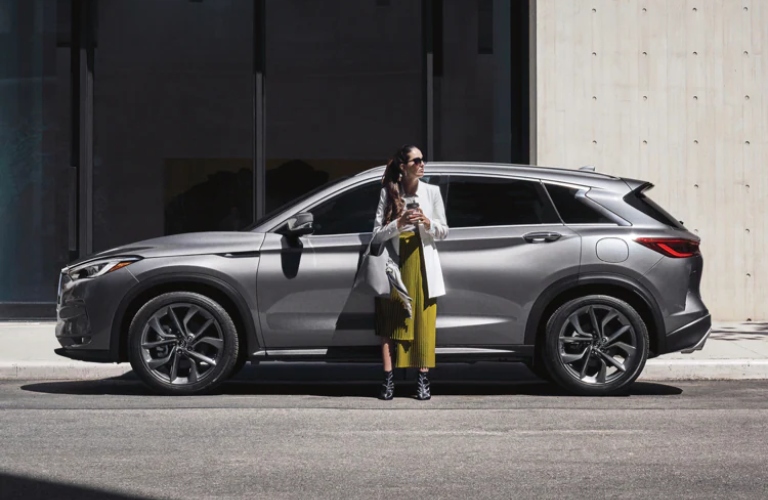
left=635, top=237, right=700, bottom=258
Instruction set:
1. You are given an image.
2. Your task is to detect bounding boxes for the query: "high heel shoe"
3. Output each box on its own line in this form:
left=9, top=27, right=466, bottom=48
left=378, top=370, right=394, bottom=400
left=415, top=371, right=431, bottom=400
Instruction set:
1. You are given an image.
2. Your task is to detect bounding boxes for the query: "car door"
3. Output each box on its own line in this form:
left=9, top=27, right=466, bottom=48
left=435, top=174, right=582, bottom=346
left=255, top=178, right=381, bottom=349
left=255, top=175, right=439, bottom=349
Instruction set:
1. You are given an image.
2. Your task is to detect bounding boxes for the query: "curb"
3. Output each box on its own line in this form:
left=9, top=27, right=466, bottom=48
left=639, top=359, right=768, bottom=381
left=2, top=360, right=768, bottom=382
left=0, top=362, right=133, bottom=381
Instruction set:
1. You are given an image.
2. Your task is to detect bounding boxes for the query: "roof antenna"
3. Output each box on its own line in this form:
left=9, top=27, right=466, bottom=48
left=578, top=165, right=596, bottom=172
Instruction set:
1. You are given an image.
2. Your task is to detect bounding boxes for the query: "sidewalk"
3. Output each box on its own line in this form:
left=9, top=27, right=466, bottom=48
left=1, top=321, right=767, bottom=381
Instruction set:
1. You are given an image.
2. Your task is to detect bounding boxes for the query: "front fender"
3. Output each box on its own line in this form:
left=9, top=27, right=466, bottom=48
left=110, top=260, right=261, bottom=361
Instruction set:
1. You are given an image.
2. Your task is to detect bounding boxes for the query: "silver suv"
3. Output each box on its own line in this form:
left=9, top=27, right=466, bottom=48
left=55, top=163, right=711, bottom=396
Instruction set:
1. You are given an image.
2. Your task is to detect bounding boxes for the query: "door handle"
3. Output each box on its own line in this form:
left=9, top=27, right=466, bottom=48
left=523, top=231, right=562, bottom=243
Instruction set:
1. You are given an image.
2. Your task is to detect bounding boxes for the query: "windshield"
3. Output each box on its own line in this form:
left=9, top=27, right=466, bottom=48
left=241, top=175, right=353, bottom=231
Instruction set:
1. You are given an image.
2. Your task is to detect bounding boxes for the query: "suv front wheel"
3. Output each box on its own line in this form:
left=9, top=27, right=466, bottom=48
left=128, top=291, right=240, bottom=395
left=542, top=295, right=649, bottom=396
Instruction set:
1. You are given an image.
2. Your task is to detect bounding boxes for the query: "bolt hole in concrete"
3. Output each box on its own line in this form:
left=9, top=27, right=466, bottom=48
left=643, top=95, right=647, bottom=100
left=746, top=228, right=750, bottom=234
left=745, top=95, right=750, bottom=100
left=592, top=140, right=597, bottom=144
left=693, top=7, right=697, bottom=12
left=694, top=140, right=698, bottom=144
left=694, top=184, right=699, bottom=188
left=693, top=51, right=698, bottom=55
left=746, top=141, right=750, bottom=145
left=642, top=8, right=647, bottom=12
left=593, top=96, right=597, bottom=100
left=744, top=51, right=749, bottom=55
left=642, top=51, right=647, bottom=56
left=642, top=140, right=647, bottom=145
left=592, top=8, right=596, bottom=13
left=693, top=95, right=698, bottom=100
left=592, top=52, right=597, bottom=56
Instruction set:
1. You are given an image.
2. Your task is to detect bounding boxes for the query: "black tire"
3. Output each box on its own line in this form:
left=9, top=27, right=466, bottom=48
left=128, top=291, right=239, bottom=395
left=542, top=295, right=649, bottom=396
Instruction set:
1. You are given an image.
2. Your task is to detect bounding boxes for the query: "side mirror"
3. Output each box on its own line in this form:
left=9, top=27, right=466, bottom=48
left=283, top=212, right=314, bottom=237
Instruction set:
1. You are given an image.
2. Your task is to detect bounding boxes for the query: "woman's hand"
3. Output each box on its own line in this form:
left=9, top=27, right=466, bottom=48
left=410, top=208, right=431, bottom=230
left=397, top=210, right=415, bottom=228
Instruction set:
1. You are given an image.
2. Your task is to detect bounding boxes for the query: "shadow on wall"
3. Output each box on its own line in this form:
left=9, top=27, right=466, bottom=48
left=0, top=471, right=154, bottom=500
left=163, top=159, right=329, bottom=234
left=711, top=322, right=768, bottom=341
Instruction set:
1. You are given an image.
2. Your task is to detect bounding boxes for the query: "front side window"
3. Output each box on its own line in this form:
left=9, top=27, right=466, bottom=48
left=307, top=181, right=383, bottom=235
left=445, top=176, right=560, bottom=228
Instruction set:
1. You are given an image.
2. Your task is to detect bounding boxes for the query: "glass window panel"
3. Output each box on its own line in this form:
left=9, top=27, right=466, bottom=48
left=0, top=0, right=71, bottom=303
left=544, top=183, right=614, bottom=224
left=308, top=181, right=383, bottom=236
left=446, top=176, right=559, bottom=228
left=264, top=0, right=424, bottom=213
left=92, top=0, right=254, bottom=251
left=437, top=0, right=528, bottom=163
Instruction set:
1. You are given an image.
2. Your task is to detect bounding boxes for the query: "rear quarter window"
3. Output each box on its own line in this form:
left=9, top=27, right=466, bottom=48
left=544, top=183, right=614, bottom=224
left=624, top=188, right=685, bottom=229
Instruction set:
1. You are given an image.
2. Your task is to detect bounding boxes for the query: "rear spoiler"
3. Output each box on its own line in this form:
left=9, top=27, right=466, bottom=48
left=622, top=177, right=653, bottom=194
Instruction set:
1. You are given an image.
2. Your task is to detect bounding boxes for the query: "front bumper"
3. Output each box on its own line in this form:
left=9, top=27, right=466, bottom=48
left=55, top=266, right=139, bottom=362
left=664, top=313, right=712, bottom=353
left=54, top=347, right=113, bottom=362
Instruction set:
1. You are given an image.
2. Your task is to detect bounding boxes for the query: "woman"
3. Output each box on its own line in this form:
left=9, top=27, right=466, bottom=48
left=371, top=144, right=449, bottom=400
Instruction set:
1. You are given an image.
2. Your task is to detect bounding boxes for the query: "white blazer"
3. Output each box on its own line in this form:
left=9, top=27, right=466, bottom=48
left=370, top=180, right=449, bottom=298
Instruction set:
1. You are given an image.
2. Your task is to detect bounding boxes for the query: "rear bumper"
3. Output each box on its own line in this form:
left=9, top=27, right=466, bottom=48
left=664, top=313, right=712, bottom=353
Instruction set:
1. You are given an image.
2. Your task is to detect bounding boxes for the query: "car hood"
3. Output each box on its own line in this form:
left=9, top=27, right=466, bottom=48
left=67, top=231, right=267, bottom=268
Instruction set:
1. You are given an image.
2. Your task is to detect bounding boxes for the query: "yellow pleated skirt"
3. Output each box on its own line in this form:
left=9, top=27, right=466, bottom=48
left=374, top=230, right=437, bottom=368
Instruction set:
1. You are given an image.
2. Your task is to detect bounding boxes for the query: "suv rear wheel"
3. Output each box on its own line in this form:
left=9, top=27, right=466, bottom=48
left=128, top=291, right=239, bottom=395
left=542, top=295, right=649, bottom=396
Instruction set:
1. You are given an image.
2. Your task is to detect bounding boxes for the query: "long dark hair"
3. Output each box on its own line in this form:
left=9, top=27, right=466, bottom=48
left=381, top=144, right=417, bottom=224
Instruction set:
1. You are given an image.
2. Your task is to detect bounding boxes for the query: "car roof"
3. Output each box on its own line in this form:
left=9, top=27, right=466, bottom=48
left=356, top=162, right=630, bottom=190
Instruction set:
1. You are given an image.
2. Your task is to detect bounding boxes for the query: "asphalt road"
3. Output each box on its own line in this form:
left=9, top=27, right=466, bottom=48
left=1, top=364, right=767, bottom=499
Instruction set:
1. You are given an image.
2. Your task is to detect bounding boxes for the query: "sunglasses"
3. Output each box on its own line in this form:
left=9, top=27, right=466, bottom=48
left=408, top=157, right=425, bottom=165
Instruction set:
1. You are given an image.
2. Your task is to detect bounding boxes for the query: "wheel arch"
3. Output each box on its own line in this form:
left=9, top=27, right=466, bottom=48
left=111, top=273, right=258, bottom=363
left=526, top=274, right=665, bottom=360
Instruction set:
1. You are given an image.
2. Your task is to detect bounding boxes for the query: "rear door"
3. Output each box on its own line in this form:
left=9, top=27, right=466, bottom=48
left=435, top=174, right=582, bottom=346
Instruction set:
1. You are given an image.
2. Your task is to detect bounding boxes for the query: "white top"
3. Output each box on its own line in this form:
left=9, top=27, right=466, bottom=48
left=371, top=180, right=449, bottom=298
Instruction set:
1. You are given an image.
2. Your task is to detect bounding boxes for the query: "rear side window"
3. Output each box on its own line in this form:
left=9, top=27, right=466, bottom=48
left=544, top=184, right=614, bottom=224
left=624, top=187, right=685, bottom=229
left=445, top=176, right=560, bottom=228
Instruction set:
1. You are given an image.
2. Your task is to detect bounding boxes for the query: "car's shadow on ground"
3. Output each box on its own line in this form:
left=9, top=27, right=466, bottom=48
left=20, top=362, right=684, bottom=398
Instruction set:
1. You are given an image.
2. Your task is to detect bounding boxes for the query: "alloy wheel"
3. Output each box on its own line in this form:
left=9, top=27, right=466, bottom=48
left=139, top=303, right=224, bottom=385
left=557, top=305, right=638, bottom=385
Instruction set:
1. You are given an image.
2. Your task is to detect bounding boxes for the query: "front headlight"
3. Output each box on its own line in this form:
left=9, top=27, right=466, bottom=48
left=66, top=257, right=141, bottom=281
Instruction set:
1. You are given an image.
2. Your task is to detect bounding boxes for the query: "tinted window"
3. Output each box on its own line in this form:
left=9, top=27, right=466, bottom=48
left=544, top=184, right=614, bottom=224
left=624, top=190, right=685, bottom=229
left=446, top=176, right=559, bottom=228
left=308, top=182, right=383, bottom=235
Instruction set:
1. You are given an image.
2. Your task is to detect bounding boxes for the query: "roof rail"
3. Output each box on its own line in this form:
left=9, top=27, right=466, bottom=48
left=578, top=165, right=596, bottom=172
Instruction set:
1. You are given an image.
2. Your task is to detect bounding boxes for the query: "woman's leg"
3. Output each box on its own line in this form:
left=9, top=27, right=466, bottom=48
left=379, top=336, right=396, bottom=400
left=381, top=336, right=394, bottom=372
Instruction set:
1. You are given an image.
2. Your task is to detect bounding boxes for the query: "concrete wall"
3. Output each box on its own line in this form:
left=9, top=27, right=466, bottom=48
left=534, top=0, right=768, bottom=321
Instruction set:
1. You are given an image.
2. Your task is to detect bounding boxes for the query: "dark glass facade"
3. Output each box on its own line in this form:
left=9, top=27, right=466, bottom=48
left=0, top=0, right=530, bottom=318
